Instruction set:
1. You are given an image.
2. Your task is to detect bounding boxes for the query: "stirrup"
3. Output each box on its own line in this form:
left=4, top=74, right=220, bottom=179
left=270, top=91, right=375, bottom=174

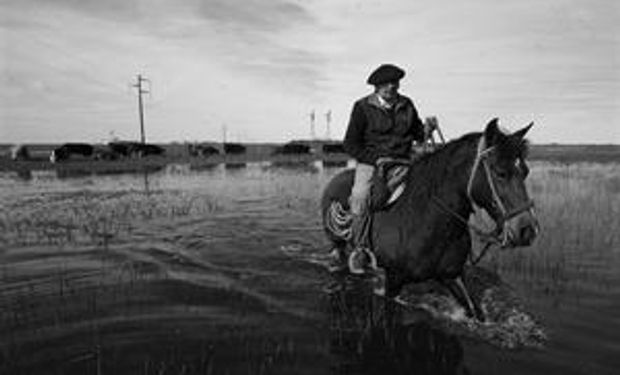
left=347, top=247, right=378, bottom=275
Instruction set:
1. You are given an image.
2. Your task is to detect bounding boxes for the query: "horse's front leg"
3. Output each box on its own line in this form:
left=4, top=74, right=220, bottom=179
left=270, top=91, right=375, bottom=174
left=443, top=276, right=485, bottom=321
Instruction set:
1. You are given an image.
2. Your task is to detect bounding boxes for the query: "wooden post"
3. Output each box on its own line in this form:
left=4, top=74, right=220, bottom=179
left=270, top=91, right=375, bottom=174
left=133, top=74, right=150, bottom=144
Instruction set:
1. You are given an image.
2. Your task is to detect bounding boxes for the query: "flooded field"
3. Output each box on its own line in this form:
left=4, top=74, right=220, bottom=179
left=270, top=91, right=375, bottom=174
left=1, top=161, right=618, bottom=374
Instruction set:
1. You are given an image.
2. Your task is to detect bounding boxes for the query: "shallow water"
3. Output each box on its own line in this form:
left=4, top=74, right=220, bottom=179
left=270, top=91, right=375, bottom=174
left=1, top=163, right=618, bottom=374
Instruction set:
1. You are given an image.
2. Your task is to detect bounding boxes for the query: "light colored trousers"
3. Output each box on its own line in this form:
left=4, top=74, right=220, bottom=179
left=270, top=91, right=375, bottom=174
left=350, top=162, right=375, bottom=248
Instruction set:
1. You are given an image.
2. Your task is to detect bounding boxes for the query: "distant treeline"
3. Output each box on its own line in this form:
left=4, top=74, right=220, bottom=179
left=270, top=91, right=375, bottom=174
left=527, top=144, right=620, bottom=164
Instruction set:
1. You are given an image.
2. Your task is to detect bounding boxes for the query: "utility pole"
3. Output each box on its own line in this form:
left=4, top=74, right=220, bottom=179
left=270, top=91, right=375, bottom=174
left=325, top=110, right=332, bottom=139
left=222, top=124, right=228, bottom=143
left=309, top=110, right=316, bottom=139
left=132, top=74, right=150, bottom=144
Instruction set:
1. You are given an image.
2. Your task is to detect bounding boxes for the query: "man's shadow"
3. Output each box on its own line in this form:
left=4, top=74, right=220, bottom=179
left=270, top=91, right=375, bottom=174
left=326, top=278, right=470, bottom=375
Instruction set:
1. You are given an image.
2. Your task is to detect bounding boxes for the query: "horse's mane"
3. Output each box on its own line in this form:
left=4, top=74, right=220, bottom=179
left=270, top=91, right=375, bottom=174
left=407, top=132, right=480, bottom=192
left=406, top=129, right=530, bottom=197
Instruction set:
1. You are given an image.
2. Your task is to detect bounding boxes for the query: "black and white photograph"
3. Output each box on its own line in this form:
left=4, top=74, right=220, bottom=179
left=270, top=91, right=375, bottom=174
left=1, top=1, right=618, bottom=374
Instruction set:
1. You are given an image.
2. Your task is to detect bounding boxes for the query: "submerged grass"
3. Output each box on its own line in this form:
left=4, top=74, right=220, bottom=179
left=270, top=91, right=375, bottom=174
left=0, top=190, right=222, bottom=248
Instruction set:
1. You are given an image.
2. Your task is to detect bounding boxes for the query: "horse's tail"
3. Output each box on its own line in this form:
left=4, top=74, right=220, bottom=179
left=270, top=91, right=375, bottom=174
left=320, top=169, right=355, bottom=248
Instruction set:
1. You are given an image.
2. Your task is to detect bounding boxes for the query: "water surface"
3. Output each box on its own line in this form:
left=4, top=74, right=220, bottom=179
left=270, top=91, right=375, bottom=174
left=1, top=163, right=618, bottom=374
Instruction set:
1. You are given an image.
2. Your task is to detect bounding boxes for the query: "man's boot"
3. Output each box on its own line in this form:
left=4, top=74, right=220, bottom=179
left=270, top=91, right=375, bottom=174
left=348, top=213, right=377, bottom=274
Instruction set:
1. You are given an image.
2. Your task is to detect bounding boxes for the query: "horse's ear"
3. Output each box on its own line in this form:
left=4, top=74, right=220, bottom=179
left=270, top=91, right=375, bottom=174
left=484, top=118, right=501, bottom=145
left=511, top=122, right=534, bottom=141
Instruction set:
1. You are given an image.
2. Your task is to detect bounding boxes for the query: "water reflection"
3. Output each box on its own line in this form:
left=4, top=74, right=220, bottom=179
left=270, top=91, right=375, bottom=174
left=55, top=168, right=92, bottom=179
left=224, top=162, right=247, bottom=170
left=54, top=165, right=164, bottom=179
left=142, top=171, right=151, bottom=195
left=268, top=160, right=321, bottom=173
left=15, top=168, right=32, bottom=180
left=327, top=280, right=468, bottom=375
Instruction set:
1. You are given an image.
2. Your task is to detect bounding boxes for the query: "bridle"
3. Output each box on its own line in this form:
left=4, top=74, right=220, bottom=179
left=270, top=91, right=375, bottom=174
left=465, top=135, right=535, bottom=249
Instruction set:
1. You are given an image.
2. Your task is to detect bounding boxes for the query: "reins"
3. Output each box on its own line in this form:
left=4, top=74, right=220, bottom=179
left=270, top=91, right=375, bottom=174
left=429, top=195, right=499, bottom=265
left=427, top=135, right=531, bottom=264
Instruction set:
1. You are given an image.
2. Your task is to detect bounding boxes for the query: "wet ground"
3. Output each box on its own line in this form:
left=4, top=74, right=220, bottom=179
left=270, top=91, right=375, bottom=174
left=0, top=162, right=618, bottom=374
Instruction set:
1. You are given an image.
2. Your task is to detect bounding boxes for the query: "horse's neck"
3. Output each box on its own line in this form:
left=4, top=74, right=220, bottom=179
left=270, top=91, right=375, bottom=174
left=408, top=136, right=479, bottom=218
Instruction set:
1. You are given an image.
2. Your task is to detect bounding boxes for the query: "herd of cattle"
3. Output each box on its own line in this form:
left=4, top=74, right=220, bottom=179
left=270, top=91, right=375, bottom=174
left=7, top=141, right=167, bottom=163
left=8, top=141, right=346, bottom=162
left=51, top=142, right=167, bottom=162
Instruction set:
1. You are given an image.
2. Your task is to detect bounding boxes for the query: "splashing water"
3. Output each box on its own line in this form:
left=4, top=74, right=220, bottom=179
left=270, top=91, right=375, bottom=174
left=281, top=243, right=547, bottom=349
left=392, top=271, right=548, bottom=349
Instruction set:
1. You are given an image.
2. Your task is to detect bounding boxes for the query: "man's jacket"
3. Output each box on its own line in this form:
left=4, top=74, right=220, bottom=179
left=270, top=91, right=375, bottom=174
left=343, top=94, right=425, bottom=165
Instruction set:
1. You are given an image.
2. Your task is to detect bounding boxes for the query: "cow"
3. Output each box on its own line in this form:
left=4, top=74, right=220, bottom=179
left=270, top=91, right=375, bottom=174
left=108, top=141, right=165, bottom=158
left=223, top=142, right=246, bottom=155
left=322, top=142, right=345, bottom=154
left=93, top=145, right=120, bottom=161
left=108, top=141, right=137, bottom=158
left=135, top=143, right=165, bottom=157
left=188, top=143, right=220, bottom=157
left=272, top=142, right=312, bottom=155
left=10, top=145, right=30, bottom=161
left=50, top=143, right=94, bottom=163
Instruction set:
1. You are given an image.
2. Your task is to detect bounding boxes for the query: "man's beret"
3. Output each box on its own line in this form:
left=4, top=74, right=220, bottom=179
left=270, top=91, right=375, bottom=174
left=367, top=64, right=406, bottom=86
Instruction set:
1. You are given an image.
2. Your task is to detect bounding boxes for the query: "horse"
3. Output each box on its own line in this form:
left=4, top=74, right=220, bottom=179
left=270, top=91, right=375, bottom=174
left=108, top=141, right=165, bottom=158
left=321, top=118, right=539, bottom=320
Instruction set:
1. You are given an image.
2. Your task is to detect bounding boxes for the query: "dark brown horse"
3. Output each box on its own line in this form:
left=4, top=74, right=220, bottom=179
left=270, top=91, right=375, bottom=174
left=321, top=119, right=539, bottom=320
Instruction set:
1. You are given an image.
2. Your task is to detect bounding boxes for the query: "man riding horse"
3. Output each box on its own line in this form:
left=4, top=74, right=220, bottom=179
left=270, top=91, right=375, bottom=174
left=338, top=63, right=433, bottom=274
left=322, top=65, right=538, bottom=319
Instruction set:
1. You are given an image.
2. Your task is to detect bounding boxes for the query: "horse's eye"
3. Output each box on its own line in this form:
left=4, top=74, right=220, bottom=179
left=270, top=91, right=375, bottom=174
left=521, top=165, right=529, bottom=177
left=516, top=159, right=529, bottom=177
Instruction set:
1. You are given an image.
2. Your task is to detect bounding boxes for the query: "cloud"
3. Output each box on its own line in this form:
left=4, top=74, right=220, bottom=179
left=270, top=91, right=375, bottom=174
left=1, top=0, right=618, bottom=143
left=193, top=0, right=312, bottom=33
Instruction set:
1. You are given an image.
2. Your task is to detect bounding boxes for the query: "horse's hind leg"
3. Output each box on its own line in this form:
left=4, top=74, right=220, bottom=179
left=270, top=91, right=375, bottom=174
left=444, top=277, right=485, bottom=321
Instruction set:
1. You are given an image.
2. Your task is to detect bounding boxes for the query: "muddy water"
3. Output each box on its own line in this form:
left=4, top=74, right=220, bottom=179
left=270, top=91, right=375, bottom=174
left=0, top=163, right=618, bottom=374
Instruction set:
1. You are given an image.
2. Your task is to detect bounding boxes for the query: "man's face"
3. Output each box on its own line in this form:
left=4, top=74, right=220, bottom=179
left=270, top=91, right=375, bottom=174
left=376, top=80, right=399, bottom=102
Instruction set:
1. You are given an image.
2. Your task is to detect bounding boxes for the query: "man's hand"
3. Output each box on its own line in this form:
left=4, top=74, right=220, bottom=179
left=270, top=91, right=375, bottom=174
left=424, top=116, right=438, bottom=137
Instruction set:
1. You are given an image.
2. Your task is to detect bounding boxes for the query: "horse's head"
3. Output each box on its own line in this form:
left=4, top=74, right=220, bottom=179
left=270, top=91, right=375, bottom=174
left=467, top=118, right=539, bottom=248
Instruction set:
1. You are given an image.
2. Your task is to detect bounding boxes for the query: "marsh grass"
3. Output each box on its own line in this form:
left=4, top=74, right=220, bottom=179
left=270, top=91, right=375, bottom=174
left=0, top=190, right=222, bottom=248
left=480, top=162, right=619, bottom=307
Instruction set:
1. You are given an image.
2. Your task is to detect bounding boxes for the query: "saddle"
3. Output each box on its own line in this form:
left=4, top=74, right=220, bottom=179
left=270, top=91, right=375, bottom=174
left=369, top=159, right=410, bottom=211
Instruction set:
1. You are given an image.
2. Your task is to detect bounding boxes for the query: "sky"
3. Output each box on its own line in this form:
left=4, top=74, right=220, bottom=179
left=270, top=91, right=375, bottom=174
left=1, top=0, right=618, bottom=144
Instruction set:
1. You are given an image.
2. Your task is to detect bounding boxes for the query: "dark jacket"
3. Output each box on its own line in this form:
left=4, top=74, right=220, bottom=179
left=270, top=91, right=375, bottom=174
left=343, top=94, right=425, bottom=165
